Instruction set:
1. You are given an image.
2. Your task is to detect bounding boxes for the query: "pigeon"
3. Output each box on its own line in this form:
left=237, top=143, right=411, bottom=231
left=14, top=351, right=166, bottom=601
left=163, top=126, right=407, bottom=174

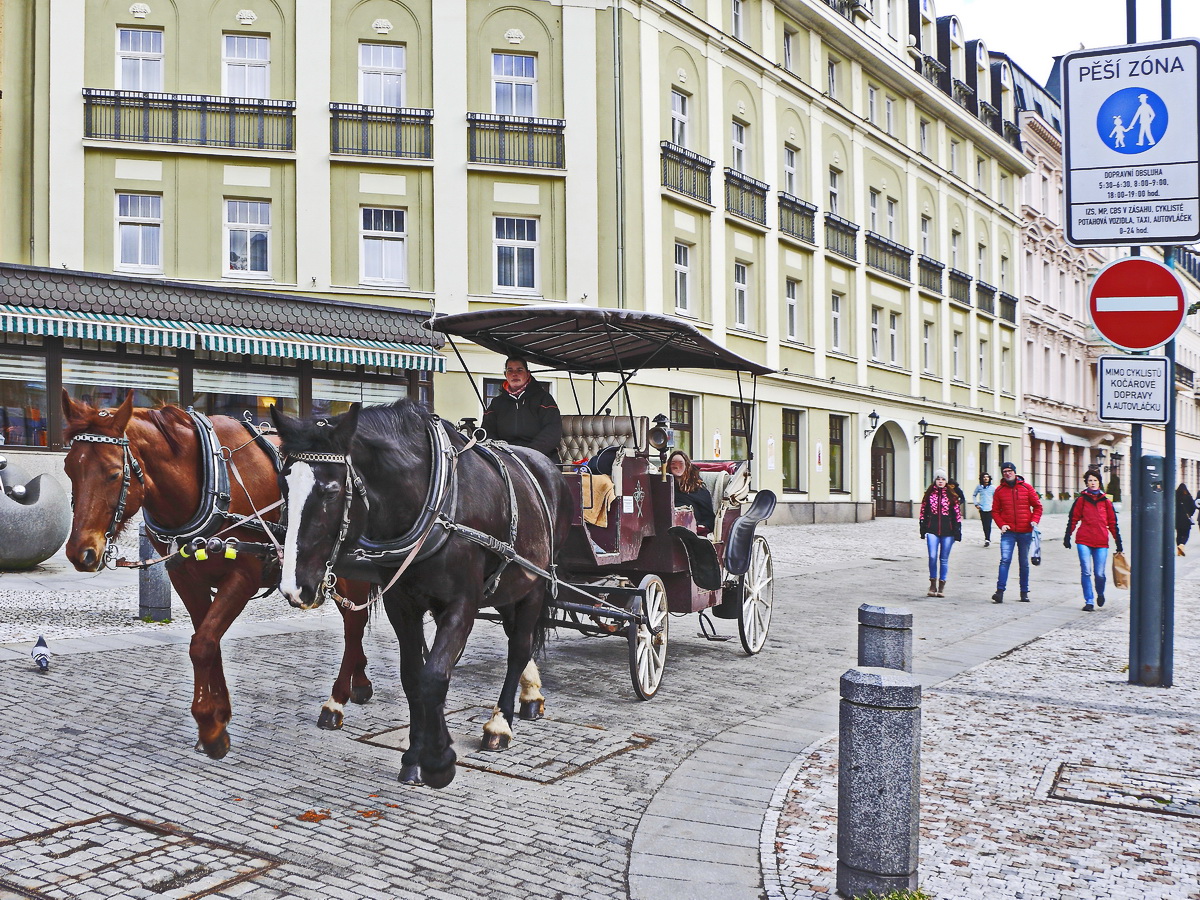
left=31, top=635, right=49, bottom=673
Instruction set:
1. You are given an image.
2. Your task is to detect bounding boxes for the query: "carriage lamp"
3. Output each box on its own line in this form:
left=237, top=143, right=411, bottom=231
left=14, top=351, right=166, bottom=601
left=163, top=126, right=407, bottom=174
left=863, top=409, right=880, bottom=439
left=912, top=417, right=929, bottom=443
left=649, top=414, right=674, bottom=468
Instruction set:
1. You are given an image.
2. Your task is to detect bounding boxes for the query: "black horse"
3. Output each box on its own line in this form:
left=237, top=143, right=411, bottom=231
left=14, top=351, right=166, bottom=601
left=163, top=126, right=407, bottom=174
left=272, top=400, right=571, bottom=789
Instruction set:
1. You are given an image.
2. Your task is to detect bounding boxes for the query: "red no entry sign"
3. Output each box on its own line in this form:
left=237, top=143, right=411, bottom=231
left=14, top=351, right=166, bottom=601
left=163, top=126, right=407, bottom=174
left=1088, top=257, right=1187, bottom=352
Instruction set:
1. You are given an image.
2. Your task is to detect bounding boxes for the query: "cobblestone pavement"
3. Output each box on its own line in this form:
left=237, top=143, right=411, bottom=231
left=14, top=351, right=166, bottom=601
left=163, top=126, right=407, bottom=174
left=768, top=531, right=1200, bottom=900
left=1, top=512, right=1180, bottom=899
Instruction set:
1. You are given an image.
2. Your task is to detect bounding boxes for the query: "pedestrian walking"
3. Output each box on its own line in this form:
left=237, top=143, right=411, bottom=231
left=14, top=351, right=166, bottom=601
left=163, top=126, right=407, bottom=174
left=919, top=468, right=962, bottom=597
left=972, top=472, right=996, bottom=546
left=1176, top=483, right=1195, bottom=556
left=1064, top=469, right=1123, bottom=611
left=991, top=461, right=1043, bottom=603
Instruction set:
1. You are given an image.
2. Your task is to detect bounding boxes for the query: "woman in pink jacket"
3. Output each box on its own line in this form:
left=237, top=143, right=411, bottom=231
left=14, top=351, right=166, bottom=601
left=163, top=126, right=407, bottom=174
left=1064, top=469, right=1123, bottom=611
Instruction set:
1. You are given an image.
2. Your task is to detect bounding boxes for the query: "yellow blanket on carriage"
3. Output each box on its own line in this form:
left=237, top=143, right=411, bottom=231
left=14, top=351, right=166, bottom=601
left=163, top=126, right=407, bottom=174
left=582, top=473, right=616, bottom=528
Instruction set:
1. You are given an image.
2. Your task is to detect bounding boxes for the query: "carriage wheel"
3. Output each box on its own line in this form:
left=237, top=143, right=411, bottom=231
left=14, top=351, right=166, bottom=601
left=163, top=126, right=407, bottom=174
left=628, top=575, right=669, bottom=700
left=737, top=536, right=773, bottom=655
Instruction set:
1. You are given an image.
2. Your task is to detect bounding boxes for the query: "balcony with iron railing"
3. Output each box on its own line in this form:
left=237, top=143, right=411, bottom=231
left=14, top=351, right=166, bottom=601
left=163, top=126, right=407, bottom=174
left=975, top=281, right=997, bottom=315
left=952, top=79, right=976, bottom=111
left=999, top=291, right=1018, bottom=323
left=824, top=213, right=859, bottom=261
left=864, top=232, right=912, bottom=280
left=778, top=193, right=817, bottom=244
left=661, top=141, right=713, bottom=204
left=979, top=100, right=999, bottom=132
left=822, top=0, right=854, bottom=20
left=1177, top=245, right=1200, bottom=285
left=724, top=169, right=769, bottom=225
left=330, top=104, right=432, bottom=158
left=948, top=268, right=972, bottom=304
left=921, top=55, right=947, bottom=88
left=918, top=255, right=944, bottom=294
left=1176, top=363, right=1195, bottom=389
left=467, top=113, right=565, bottom=168
left=1003, top=121, right=1023, bottom=151
left=83, top=88, right=295, bottom=150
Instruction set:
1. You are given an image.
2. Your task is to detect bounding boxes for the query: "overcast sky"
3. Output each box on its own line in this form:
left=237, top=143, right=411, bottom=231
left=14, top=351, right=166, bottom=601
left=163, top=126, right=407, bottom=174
left=932, top=0, right=1200, bottom=87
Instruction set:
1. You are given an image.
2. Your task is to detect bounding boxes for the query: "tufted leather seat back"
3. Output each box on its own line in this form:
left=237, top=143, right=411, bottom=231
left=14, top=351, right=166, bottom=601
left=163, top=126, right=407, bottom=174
left=558, top=415, right=649, bottom=464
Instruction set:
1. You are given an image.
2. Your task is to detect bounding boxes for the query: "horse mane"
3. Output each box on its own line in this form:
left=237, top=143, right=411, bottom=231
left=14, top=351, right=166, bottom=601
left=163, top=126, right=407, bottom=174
left=140, top=406, right=194, bottom=456
left=279, top=399, right=436, bottom=470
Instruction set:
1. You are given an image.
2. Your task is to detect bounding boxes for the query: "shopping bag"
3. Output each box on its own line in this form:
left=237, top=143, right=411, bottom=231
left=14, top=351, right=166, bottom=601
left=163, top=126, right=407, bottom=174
left=1113, top=551, right=1131, bottom=589
left=1030, top=525, right=1042, bottom=566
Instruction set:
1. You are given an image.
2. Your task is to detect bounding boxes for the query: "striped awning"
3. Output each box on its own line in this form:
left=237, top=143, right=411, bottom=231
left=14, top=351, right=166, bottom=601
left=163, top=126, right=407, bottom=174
left=0, top=307, right=444, bottom=372
left=0, top=305, right=194, bottom=348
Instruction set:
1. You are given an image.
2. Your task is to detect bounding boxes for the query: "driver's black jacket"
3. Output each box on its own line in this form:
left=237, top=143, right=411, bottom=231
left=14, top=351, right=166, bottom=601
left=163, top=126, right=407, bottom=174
left=482, top=379, right=562, bottom=461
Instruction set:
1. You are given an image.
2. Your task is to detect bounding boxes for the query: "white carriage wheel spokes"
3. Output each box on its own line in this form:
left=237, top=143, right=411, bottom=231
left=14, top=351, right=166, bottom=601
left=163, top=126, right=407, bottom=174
left=739, top=536, right=774, bottom=655
left=630, top=574, right=669, bottom=700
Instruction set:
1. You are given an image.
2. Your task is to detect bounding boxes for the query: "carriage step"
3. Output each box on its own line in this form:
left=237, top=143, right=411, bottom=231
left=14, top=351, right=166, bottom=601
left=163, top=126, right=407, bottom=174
left=697, top=611, right=733, bottom=642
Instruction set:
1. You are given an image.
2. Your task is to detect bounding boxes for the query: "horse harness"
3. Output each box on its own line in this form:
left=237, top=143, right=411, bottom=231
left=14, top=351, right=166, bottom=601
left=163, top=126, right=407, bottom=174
left=68, top=431, right=144, bottom=569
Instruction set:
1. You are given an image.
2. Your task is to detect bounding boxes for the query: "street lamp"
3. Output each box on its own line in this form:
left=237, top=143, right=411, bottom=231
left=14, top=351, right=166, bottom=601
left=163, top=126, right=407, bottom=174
left=863, top=409, right=880, bottom=438
left=912, top=417, right=928, bottom=443
left=1109, top=450, right=1124, bottom=475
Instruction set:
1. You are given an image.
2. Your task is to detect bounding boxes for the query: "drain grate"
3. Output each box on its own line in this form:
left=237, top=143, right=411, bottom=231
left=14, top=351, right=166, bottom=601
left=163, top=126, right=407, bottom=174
left=1050, top=763, right=1200, bottom=819
left=359, top=705, right=655, bottom=783
left=0, top=814, right=278, bottom=899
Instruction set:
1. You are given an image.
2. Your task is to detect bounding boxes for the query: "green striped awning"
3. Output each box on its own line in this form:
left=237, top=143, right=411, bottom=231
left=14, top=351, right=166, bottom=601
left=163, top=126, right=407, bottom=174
left=193, top=324, right=445, bottom=372
left=0, top=306, right=194, bottom=348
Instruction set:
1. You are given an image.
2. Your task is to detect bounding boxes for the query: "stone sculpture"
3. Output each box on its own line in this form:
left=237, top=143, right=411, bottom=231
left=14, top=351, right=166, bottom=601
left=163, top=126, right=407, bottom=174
left=0, top=455, right=71, bottom=570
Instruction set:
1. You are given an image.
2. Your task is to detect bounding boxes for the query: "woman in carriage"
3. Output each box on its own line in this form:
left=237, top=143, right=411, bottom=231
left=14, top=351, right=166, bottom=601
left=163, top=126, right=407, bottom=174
left=666, top=450, right=715, bottom=533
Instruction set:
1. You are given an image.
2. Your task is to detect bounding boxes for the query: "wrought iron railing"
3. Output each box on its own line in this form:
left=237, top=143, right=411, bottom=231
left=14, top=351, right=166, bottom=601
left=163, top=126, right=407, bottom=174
left=329, top=103, right=432, bottom=158
left=864, top=232, right=912, bottom=280
left=824, top=213, right=859, bottom=261
left=952, top=79, right=975, bottom=110
left=1176, top=363, right=1195, bottom=388
left=975, top=281, right=997, bottom=315
left=948, top=268, right=972, bottom=304
left=921, top=55, right=947, bottom=88
left=661, top=142, right=713, bottom=204
left=1003, top=121, right=1023, bottom=150
left=778, top=193, right=817, bottom=244
left=467, top=113, right=565, bottom=168
left=823, top=0, right=854, bottom=20
left=83, top=88, right=295, bottom=149
left=978, top=100, right=999, bottom=131
left=1179, top=246, right=1200, bottom=285
left=918, top=255, right=944, bottom=294
left=999, top=291, right=1018, bottom=323
left=724, top=169, right=769, bottom=225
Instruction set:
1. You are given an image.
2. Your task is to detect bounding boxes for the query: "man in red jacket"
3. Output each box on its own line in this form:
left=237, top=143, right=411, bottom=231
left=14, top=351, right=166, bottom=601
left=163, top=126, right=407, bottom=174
left=991, top=461, right=1043, bottom=603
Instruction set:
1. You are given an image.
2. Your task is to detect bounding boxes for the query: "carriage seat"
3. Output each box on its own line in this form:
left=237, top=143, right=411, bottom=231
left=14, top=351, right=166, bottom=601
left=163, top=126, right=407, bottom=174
left=558, top=415, right=649, bottom=466
left=694, top=461, right=751, bottom=541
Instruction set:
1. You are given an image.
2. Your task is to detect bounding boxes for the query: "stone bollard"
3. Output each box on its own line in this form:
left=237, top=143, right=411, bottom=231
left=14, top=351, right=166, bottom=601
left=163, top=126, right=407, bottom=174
left=857, top=604, right=913, bottom=672
left=138, top=523, right=172, bottom=621
left=837, top=667, right=921, bottom=898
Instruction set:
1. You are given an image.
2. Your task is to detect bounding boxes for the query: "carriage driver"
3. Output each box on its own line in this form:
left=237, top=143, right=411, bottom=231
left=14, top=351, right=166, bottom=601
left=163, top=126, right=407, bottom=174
left=481, top=356, right=563, bottom=461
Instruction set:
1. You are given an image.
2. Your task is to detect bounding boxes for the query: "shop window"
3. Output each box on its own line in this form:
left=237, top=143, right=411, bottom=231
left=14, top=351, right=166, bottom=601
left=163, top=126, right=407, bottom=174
left=192, top=369, right=297, bottom=421
left=311, top=377, right=405, bottom=417
left=829, top=415, right=846, bottom=492
left=0, top=354, right=48, bottom=447
left=62, top=358, right=179, bottom=411
left=731, top=402, right=752, bottom=461
left=783, top=408, right=804, bottom=492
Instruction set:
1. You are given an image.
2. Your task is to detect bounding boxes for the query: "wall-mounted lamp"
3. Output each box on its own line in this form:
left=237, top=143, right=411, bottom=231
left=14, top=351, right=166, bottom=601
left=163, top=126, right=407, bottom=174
left=863, top=409, right=880, bottom=438
left=1109, top=450, right=1124, bottom=475
left=912, top=417, right=929, bottom=443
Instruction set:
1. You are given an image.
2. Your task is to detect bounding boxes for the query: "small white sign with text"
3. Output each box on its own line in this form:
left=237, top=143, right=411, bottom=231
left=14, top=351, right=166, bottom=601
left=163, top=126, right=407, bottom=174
left=1098, top=355, right=1171, bottom=424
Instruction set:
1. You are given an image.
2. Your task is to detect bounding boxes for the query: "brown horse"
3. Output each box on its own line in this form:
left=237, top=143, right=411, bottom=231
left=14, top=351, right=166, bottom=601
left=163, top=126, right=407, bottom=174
left=61, top=390, right=374, bottom=758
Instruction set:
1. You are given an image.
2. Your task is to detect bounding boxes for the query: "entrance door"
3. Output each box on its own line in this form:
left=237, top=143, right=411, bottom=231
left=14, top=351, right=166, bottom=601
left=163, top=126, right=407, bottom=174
left=871, top=428, right=899, bottom=517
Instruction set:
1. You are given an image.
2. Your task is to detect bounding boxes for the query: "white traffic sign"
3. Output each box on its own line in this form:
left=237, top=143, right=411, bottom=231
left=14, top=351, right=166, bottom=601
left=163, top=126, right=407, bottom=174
left=1063, top=39, right=1200, bottom=246
left=1098, top=355, right=1171, bottom=424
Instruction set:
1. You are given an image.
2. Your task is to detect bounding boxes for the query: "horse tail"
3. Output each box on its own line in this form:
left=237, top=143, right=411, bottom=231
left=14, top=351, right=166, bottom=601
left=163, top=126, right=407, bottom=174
left=532, top=583, right=554, bottom=658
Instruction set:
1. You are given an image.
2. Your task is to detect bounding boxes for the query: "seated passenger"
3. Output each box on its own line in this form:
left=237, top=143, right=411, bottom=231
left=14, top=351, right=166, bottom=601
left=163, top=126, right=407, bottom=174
left=481, top=356, right=562, bottom=461
left=667, top=450, right=715, bottom=532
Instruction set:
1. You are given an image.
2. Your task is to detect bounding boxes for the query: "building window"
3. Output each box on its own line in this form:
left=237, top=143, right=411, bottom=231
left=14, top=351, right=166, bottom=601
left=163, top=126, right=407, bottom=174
left=783, top=409, right=804, bottom=492
left=951, top=230, right=961, bottom=270
left=783, top=30, right=794, bottom=71
left=887, top=0, right=899, bottom=37
left=977, top=156, right=986, bottom=186
left=950, top=138, right=960, bottom=173
left=493, top=52, right=536, bottom=116
left=223, top=35, right=269, bottom=99
left=828, top=168, right=841, bottom=215
left=1000, top=255, right=1009, bottom=291
left=671, top=89, right=689, bottom=146
left=977, top=243, right=988, bottom=280
left=193, top=368, right=295, bottom=422
left=979, top=441, right=991, bottom=477
left=360, top=207, right=407, bottom=286
left=868, top=85, right=878, bottom=124
left=829, top=415, right=846, bottom=492
left=494, top=216, right=538, bottom=293
left=1001, top=347, right=1010, bottom=391
left=922, top=321, right=933, bottom=372
left=359, top=43, right=406, bottom=107
left=118, top=28, right=163, bottom=91
left=670, top=393, right=694, bottom=458
left=869, top=190, right=880, bottom=231
left=731, top=0, right=745, bottom=40
left=870, top=306, right=881, bottom=360
left=483, top=377, right=505, bottom=413
left=733, top=262, right=750, bottom=329
left=224, top=199, right=270, bottom=276
left=827, top=59, right=839, bottom=98
left=885, top=97, right=895, bottom=135
left=889, top=312, right=899, bottom=364
left=674, top=241, right=691, bottom=314
left=920, top=215, right=931, bottom=255
left=783, top=146, right=797, bottom=195
left=923, top=434, right=937, bottom=487
left=952, top=330, right=962, bottom=378
left=115, top=193, right=162, bottom=273
left=1000, top=172, right=1010, bottom=207
left=886, top=197, right=897, bottom=239
left=785, top=278, right=799, bottom=341
left=998, top=442, right=1010, bottom=472
left=831, top=293, right=843, bottom=351
left=731, top=402, right=752, bottom=461
left=731, top=120, right=747, bottom=173
left=919, top=119, right=929, bottom=155
left=948, top=437, right=961, bottom=483
left=978, top=338, right=989, bottom=386
left=0, top=353, right=48, bottom=447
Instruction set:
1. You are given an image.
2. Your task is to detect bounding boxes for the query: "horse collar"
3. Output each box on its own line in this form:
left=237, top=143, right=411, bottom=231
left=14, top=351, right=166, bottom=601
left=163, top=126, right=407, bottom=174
left=142, top=409, right=233, bottom=545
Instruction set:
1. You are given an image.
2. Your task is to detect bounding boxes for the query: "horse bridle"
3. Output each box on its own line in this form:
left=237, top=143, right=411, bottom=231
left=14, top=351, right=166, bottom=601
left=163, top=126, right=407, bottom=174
left=286, top=450, right=369, bottom=606
left=68, top=432, right=145, bottom=569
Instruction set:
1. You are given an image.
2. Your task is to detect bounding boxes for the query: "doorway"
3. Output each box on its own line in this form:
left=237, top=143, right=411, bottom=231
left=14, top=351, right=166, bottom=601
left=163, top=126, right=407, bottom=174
left=871, top=428, right=901, bottom=517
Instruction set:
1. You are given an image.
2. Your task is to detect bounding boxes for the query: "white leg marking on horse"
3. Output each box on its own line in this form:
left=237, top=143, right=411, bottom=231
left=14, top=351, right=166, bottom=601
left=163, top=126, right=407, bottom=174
left=280, top=462, right=316, bottom=602
left=519, top=660, right=544, bottom=704
left=322, top=699, right=344, bottom=715
left=483, top=705, right=514, bottom=741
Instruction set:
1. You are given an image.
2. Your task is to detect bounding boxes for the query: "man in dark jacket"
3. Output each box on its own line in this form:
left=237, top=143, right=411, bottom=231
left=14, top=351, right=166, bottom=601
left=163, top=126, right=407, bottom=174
left=991, top=461, right=1043, bottom=603
left=481, top=357, right=562, bottom=461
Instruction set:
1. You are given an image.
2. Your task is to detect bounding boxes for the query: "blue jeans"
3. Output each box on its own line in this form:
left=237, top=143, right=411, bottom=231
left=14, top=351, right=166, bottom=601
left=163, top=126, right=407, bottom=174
left=926, top=534, right=955, bottom=580
left=997, top=530, right=1033, bottom=592
left=1076, top=544, right=1109, bottom=602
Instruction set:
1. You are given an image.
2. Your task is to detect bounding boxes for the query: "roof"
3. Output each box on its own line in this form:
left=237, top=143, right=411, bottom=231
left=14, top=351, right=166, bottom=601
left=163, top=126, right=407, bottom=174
left=432, top=305, right=773, bottom=375
left=0, top=263, right=442, bottom=347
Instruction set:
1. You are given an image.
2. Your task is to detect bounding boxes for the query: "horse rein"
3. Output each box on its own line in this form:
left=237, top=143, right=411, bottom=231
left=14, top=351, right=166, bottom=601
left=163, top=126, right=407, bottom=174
left=68, top=432, right=144, bottom=569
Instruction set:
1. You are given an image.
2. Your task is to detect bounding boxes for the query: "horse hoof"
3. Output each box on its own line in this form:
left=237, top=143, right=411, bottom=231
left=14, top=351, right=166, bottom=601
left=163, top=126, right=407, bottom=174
left=195, top=732, right=231, bottom=760
left=398, top=764, right=424, bottom=786
left=480, top=732, right=511, bottom=752
left=350, top=684, right=373, bottom=705
left=317, top=708, right=343, bottom=730
left=518, top=699, right=544, bottom=721
left=422, top=764, right=456, bottom=789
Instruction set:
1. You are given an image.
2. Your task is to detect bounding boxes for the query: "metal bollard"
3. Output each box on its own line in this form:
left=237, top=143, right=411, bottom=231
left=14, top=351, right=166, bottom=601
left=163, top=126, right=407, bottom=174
left=837, top=667, right=921, bottom=898
left=857, top=604, right=913, bottom=672
left=138, top=523, right=172, bottom=621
